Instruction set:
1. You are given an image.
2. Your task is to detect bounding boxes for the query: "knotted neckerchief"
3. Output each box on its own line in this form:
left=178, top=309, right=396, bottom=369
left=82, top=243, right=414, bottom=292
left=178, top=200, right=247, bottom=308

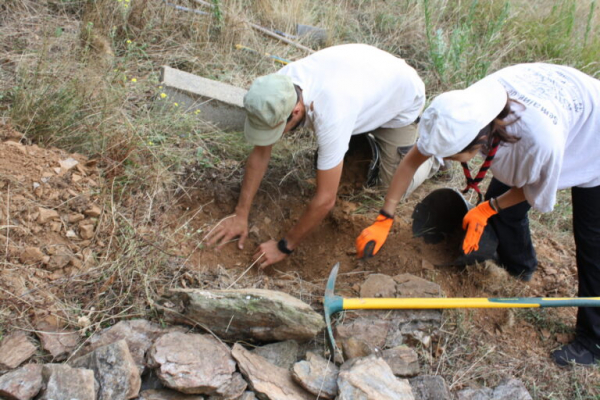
left=461, top=137, right=500, bottom=204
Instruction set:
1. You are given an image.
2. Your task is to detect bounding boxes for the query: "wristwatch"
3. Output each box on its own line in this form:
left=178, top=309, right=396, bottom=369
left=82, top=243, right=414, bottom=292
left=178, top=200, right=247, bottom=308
left=277, top=238, right=294, bottom=255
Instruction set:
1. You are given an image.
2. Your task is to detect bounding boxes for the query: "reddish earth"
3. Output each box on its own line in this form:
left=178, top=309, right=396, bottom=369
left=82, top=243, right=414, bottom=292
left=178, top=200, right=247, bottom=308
left=0, top=122, right=591, bottom=389
left=174, top=140, right=581, bottom=368
left=0, top=125, right=106, bottom=310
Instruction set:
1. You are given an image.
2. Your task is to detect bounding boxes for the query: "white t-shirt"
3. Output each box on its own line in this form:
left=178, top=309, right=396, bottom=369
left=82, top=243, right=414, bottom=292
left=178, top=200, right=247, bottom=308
left=484, top=63, right=600, bottom=212
left=277, top=44, right=425, bottom=170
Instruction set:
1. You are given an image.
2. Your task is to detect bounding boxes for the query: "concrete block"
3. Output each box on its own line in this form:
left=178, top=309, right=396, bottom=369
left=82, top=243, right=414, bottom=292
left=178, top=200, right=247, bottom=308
left=296, top=24, right=328, bottom=46
left=160, top=66, right=247, bottom=132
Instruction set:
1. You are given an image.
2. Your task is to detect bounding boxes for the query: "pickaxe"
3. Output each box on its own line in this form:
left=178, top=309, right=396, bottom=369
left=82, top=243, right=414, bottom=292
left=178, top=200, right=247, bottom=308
left=324, top=262, right=600, bottom=359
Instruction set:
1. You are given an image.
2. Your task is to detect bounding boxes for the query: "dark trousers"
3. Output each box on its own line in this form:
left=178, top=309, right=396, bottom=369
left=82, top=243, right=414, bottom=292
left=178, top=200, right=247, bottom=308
left=485, top=179, right=538, bottom=276
left=573, top=185, right=600, bottom=355
left=486, top=178, right=600, bottom=355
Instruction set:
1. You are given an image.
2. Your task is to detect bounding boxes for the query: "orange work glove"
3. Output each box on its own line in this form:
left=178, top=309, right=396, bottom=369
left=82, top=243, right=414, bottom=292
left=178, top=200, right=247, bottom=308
left=462, top=201, right=498, bottom=254
left=356, top=210, right=394, bottom=259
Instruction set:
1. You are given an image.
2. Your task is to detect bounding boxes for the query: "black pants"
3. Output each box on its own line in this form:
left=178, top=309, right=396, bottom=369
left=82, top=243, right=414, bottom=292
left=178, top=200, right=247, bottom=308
left=486, top=178, right=600, bottom=355
left=485, top=179, right=538, bottom=276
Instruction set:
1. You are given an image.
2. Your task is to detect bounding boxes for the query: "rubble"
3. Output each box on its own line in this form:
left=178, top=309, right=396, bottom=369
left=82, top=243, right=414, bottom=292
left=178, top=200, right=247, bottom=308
left=291, top=351, right=339, bottom=399
left=35, top=320, right=80, bottom=361
left=37, top=364, right=97, bottom=400
left=70, top=340, right=141, bottom=400
left=337, top=355, right=414, bottom=400
left=78, top=319, right=185, bottom=374
left=0, top=331, right=37, bottom=370
left=232, top=343, right=313, bottom=400
left=0, top=364, right=43, bottom=400
left=148, top=332, right=245, bottom=397
left=382, top=345, right=419, bottom=377
left=251, top=340, right=299, bottom=370
left=0, top=314, right=534, bottom=400
left=409, top=375, right=452, bottom=400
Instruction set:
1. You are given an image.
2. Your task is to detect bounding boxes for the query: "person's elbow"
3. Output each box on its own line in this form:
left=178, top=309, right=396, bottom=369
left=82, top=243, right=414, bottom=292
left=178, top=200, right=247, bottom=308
left=313, top=192, right=337, bottom=213
left=323, top=195, right=337, bottom=211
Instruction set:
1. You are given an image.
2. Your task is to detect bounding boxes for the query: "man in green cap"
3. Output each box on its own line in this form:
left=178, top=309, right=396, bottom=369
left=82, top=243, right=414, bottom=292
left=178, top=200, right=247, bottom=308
left=206, top=44, right=438, bottom=268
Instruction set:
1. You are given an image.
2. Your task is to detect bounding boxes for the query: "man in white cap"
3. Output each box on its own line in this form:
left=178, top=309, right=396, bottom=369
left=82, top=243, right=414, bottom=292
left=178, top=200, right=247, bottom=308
left=207, top=43, right=438, bottom=267
left=356, top=63, right=600, bottom=366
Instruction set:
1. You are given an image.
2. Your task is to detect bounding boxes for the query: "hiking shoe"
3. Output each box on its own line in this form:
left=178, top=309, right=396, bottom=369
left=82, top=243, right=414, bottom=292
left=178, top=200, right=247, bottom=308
left=552, top=341, right=599, bottom=366
left=513, top=271, right=534, bottom=282
left=432, top=163, right=453, bottom=182
left=504, top=268, right=534, bottom=282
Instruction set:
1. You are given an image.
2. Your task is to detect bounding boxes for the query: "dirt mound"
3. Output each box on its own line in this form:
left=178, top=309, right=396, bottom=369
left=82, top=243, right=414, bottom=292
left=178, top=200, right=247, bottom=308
left=0, top=124, right=106, bottom=301
left=0, top=121, right=592, bottom=395
left=174, top=151, right=583, bottom=387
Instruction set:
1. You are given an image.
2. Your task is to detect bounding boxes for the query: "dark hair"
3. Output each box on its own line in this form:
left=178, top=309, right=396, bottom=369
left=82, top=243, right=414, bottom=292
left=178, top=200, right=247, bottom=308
left=286, top=85, right=303, bottom=122
left=460, top=99, right=523, bottom=153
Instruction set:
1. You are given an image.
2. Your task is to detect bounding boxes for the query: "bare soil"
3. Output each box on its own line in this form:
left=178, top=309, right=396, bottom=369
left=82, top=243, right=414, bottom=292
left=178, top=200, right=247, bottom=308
left=0, top=125, right=106, bottom=306
left=1, top=123, right=597, bottom=396
left=175, top=139, right=581, bottom=366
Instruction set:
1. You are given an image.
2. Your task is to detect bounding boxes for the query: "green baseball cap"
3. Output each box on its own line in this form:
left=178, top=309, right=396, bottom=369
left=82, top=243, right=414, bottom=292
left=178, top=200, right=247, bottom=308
left=244, top=74, right=297, bottom=146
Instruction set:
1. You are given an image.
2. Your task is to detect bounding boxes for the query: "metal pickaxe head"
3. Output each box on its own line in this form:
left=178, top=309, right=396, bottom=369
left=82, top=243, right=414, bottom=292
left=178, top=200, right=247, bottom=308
left=324, top=262, right=344, bottom=361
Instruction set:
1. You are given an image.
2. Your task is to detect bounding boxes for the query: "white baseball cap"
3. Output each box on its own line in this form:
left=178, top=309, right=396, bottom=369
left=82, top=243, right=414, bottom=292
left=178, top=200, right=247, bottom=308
left=417, top=78, right=507, bottom=158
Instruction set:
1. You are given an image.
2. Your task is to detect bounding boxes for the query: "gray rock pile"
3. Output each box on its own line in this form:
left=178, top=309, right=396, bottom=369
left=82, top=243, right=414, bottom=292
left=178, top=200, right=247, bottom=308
left=0, top=275, right=533, bottom=400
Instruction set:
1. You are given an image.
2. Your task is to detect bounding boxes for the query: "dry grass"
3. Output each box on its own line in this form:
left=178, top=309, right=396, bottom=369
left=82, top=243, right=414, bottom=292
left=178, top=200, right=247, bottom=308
left=1, top=0, right=600, bottom=398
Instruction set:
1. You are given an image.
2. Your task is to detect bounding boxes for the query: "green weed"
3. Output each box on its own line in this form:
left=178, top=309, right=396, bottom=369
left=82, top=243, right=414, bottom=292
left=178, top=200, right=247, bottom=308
left=423, top=0, right=511, bottom=88
left=530, top=189, right=573, bottom=235
left=9, top=71, right=111, bottom=152
left=3, top=1, right=600, bottom=398
left=516, top=308, right=573, bottom=335
left=512, top=0, right=600, bottom=74
left=210, top=0, right=225, bottom=38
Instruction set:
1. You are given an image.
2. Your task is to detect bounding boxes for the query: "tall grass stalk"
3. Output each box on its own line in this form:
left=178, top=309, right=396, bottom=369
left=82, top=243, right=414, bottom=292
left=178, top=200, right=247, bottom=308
left=3, top=1, right=600, bottom=398
left=423, top=0, right=510, bottom=88
left=583, top=0, right=597, bottom=48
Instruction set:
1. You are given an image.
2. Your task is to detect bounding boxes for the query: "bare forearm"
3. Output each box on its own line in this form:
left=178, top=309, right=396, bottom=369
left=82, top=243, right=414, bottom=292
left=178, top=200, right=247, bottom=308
left=284, top=162, right=342, bottom=250
left=382, top=147, right=430, bottom=215
left=235, top=146, right=271, bottom=218
left=285, top=195, right=335, bottom=249
left=495, top=187, right=527, bottom=210
left=382, top=172, right=414, bottom=215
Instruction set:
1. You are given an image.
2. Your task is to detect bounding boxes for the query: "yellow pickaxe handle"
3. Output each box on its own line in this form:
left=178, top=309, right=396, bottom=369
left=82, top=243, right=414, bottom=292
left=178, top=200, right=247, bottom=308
left=324, top=262, right=600, bottom=360
left=343, top=297, right=600, bottom=309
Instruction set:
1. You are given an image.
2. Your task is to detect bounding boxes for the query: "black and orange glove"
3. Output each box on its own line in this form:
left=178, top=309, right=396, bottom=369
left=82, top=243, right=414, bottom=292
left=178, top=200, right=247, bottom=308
left=356, top=210, right=394, bottom=259
left=462, top=201, right=498, bottom=254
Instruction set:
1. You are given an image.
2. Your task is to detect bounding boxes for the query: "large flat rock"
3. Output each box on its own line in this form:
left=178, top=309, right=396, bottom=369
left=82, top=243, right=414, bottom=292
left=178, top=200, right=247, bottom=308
left=160, top=288, right=325, bottom=342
